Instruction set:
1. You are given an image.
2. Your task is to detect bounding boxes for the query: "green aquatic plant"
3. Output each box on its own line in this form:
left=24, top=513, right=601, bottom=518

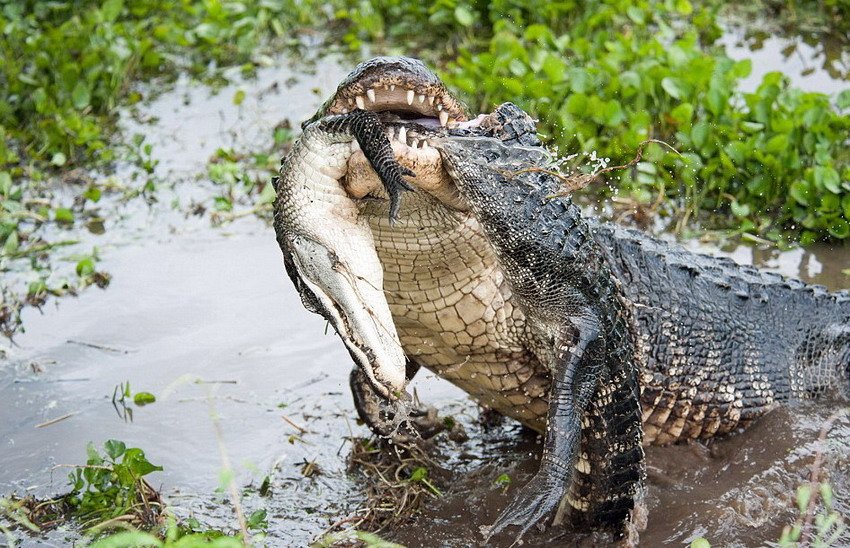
left=65, top=440, right=165, bottom=530
left=333, top=0, right=850, bottom=244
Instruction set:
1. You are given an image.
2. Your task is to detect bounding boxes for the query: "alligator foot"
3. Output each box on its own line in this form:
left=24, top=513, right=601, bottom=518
left=481, top=470, right=565, bottom=544
left=350, top=366, right=455, bottom=442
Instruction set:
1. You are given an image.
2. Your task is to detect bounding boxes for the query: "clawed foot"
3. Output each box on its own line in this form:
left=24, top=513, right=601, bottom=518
left=482, top=471, right=566, bottom=546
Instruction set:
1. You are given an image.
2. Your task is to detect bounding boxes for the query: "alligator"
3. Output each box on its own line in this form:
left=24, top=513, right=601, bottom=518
left=273, top=57, right=850, bottom=543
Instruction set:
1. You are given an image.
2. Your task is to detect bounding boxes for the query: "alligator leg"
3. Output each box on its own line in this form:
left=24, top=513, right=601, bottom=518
left=318, top=108, right=414, bottom=221
left=350, top=360, right=449, bottom=441
left=484, top=314, right=605, bottom=543
left=559, top=348, right=645, bottom=536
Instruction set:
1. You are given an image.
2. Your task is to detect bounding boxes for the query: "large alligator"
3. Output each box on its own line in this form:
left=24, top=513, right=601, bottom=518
left=273, top=57, right=850, bottom=542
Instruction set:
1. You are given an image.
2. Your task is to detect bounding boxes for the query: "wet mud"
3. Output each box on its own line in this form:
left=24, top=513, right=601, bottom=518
left=2, top=43, right=850, bottom=548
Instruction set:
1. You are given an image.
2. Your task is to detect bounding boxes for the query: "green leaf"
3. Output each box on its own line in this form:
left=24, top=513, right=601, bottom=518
left=247, top=509, right=268, bottom=530
left=790, top=181, right=811, bottom=206
left=54, top=208, right=74, bottom=223
left=454, top=6, right=475, bottom=27
left=740, top=121, right=764, bottom=134
left=89, top=531, right=163, bottom=548
left=71, top=81, right=91, bottom=110
left=133, top=392, right=156, bottom=406
left=494, top=473, right=511, bottom=486
left=101, top=0, right=124, bottom=22
left=828, top=219, right=849, bottom=238
left=76, top=257, right=95, bottom=277
left=730, top=200, right=750, bottom=218
left=232, top=89, right=246, bottom=105
left=51, top=152, right=67, bottom=166
left=508, top=58, right=527, bottom=77
left=690, top=538, right=711, bottom=548
left=3, top=230, right=19, bottom=254
left=409, top=467, right=428, bottom=482
left=691, top=121, right=709, bottom=150
left=661, top=77, right=685, bottom=100
left=837, top=89, right=850, bottom=110
left=257, top=183, right=276, bottom=205
left=813, top=166, right=841, bottom=193
left=83, top=186, right=102, bottom=202
left=104, top=440, right=127, bottom=460
left=122, top=448, right=163, bottom=477
left=706, top=87, right=726, bottom=116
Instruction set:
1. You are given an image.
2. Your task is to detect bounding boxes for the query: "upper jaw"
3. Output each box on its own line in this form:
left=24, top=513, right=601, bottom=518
left=321, top=56, right=468, bottom=127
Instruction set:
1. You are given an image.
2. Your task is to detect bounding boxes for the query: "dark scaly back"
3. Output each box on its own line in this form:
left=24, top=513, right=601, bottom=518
left=439, top=137, right=645, bottom=531
left=592, top=222, right=850, bottom=443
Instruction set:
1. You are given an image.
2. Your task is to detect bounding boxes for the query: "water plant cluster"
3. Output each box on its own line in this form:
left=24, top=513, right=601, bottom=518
left=339, top=0, right=850, bottom=244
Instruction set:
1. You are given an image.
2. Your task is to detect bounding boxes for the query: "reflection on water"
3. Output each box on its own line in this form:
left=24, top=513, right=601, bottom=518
left=721, top=18, right=849, bottom=93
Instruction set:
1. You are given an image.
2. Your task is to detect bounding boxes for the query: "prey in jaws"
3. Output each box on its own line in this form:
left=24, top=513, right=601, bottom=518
left=273, top=109, right=414, bottom=407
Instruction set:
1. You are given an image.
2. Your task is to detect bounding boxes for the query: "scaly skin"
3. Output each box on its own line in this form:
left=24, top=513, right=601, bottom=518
left=438, top=136, right=645, bottom=541
left=593, top=222, right=850, bottom=444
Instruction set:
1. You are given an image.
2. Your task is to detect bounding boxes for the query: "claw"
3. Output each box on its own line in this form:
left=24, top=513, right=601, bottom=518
left=482, top=471, right=567, bottom=545
left=386, top=166, right=415, bottom=223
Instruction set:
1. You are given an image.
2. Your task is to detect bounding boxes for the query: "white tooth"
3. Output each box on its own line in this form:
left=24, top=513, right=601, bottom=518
left=436, top=103, right=443, bottom=111
left=367, top=88, right=376, bottom=103
left=439, top=111, right=449, bottom=126
left=427, top=96, right=435, bottom=105
left=355, top=96, right=365, bottom=109
left=398, top=126, right=407, bottom=144
left=418, top=94, right=426, bottom=103
left=390, top=84, right=396, bottom=91
left=341, top=108, right=349, bottom=113
left=406, top=90, right=415, bottom=105
left=350, top=140, right=360, bottom=152
left=409, top=138, right=419, bottom=148
left=421, top=141, right=429, bottom=150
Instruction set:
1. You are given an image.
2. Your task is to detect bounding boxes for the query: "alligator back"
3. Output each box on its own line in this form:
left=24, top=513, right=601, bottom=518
left=593, top=223, right=850, bottom=444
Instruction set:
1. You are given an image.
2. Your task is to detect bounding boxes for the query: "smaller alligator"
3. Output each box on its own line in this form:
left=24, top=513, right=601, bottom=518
left=274, top=109, right=413, bottom=403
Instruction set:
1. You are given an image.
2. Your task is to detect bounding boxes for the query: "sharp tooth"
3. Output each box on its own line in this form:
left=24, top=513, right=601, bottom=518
left=350, top=140, right=360, bottom=152
left=341, top=108, right=349, bottom=113
left=418, top=94, right=426, bottom=103
left=398, top=126, right=407, bottom=144
left=439, top=111, right=449, bottom=126
left=409, top=138, right=419, bottom=148
left=421, top=141, right=430, bottom=150
left=390, top=84, right=396, bottom=91
left=355, top=96, right=365, bottom=109
left=436, top=103, right=443, bottom=111
left=367, top=88, right=376, bottom=103
left=406, top=89, right=415, bottom=105
left=427, top=96, right=435, bottom=105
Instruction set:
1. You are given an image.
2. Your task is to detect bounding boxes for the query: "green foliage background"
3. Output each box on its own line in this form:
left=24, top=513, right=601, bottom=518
left=0, top=0, right=848, bottom=333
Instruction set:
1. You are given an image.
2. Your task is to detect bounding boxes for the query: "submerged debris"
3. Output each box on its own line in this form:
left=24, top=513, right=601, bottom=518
left=325, top=437, right=449, bottom=537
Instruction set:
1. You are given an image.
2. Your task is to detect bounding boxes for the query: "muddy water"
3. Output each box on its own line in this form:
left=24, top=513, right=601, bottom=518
left=2, top=44, right=850, bottom=548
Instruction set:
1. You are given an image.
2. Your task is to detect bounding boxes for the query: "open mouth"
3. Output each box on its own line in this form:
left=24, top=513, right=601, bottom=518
left=317, top=57, right=486, bottom=207
left=323, top=56, right=468, bottom=129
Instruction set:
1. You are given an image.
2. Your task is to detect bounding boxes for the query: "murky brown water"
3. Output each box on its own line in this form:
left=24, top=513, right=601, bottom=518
left=1, top=34, right=849, bottom=548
